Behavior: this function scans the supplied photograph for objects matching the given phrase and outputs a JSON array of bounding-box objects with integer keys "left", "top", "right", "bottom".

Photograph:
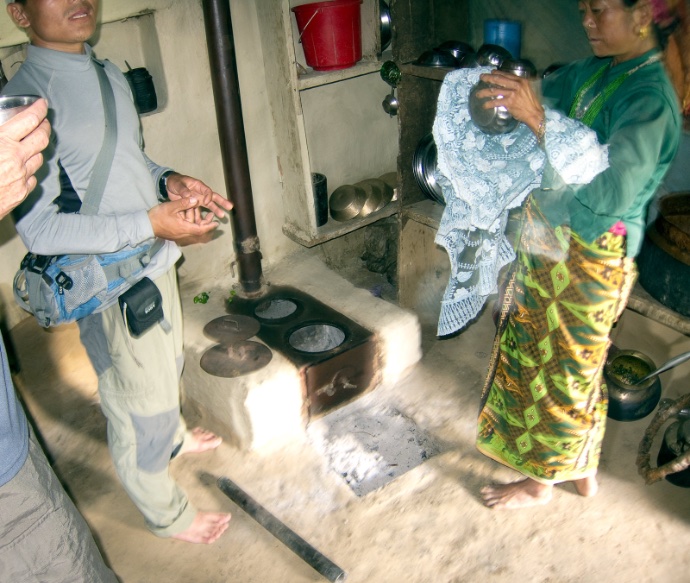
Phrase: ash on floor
[{"left": 307, "top": 396, "right": 441, "bottom": 496}]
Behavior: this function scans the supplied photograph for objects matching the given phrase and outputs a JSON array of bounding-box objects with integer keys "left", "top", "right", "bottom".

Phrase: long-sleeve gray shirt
[{"left": 4, "top": 43, "right": 179, "bottom": 275}]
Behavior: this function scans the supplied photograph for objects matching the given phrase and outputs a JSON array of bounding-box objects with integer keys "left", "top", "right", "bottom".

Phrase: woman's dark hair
[{"left": 624, "top": 0, "right": 680, "bottom": 48}]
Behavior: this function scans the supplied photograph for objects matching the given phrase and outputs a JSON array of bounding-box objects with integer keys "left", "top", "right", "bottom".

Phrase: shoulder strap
[{"left": 80, "top": 58, "right": 118, "bottom": 216}]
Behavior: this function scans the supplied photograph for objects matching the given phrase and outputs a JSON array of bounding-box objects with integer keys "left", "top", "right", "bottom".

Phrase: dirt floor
[{"left": 9, "top": 299, "right": 690, "bottom": 583}]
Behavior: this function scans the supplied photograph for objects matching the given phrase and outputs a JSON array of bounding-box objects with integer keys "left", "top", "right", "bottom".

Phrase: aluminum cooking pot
[{"left": 469, "top": 58, "right": 536, "bottom": 135}]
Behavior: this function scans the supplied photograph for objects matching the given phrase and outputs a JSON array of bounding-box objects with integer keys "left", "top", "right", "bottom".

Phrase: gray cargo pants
[
  {"left": 78, "top": 267, "right": 196, "bottom": 537},
  {"left": 0, "top": 429, "right": 119, "bottom": 582}
]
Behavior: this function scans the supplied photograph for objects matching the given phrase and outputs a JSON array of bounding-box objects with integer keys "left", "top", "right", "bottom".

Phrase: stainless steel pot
[{"left": 469, "top": 58, "right": 536, "bottom": 135}]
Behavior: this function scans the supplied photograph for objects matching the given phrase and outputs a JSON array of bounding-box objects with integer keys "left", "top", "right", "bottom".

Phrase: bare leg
[
  {"left": 177, "top": 427, "right": 222, "bottom": 456},
  {"left": 481, "top": 478, "right": 553, "bottom": 509},
  {"left": 573, "top": 474, "right": 598, "bottom": 497},
  {"left": 172, "top": 512, "right": 232, "bottom": 544}
]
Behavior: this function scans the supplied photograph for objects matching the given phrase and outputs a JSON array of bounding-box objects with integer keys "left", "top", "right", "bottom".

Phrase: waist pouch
[
  {"left": 118, "top": 276, "right": 164, "bottom": 337},
  {"left": 13, "top": 240, "right": 163, "bottom": 328}
]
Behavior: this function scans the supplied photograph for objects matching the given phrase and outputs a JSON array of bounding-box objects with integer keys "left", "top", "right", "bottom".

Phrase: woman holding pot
[{"left": 472, "top": 0, "right": 688, "bottom": 509}]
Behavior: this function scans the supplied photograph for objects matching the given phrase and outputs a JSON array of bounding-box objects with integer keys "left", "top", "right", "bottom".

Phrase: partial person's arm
[{"left": 0, "top": 99, "right": 50, "bottom": 219}]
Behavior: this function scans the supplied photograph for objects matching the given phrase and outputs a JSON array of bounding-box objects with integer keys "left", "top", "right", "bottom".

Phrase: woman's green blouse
[{"left": 539, "top": 50, "right": 681, "bottom": 257}]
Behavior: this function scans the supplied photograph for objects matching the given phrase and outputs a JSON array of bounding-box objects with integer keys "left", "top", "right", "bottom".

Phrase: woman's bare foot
[
  {"left": 172, "top": 512, "right": 231, "bottom": 544},
  {"left": 177, "top": 428, "right": 222, "bottom": 456},
  {"left": 573, "top": 475, "right": 599, "bottom": 497},
  {"left": 480, "top": 478, "right": 553, "bottom": 509}
]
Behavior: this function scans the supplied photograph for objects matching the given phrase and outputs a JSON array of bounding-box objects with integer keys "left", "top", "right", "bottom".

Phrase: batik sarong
[{"left": 476, "top": 196, "right": 636, "bottom": 484}]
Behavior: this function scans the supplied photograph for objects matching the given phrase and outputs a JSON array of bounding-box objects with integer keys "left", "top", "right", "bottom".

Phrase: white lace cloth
[{"left": 432, "top": 67, "right": 610, "bottom": 336}]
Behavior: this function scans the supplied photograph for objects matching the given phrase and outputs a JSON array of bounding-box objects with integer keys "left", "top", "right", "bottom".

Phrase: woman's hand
[{"left": 476, "top": 70, "right": 544, "bottom": 135}]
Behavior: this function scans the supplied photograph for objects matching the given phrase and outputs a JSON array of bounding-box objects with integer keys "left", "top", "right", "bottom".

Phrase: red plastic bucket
[{"left": 292, "top": 0, "right": 363, "bottom": 72}]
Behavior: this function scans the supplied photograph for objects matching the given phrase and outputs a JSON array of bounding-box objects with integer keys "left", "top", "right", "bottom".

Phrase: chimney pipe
[{"left": 203, "top": 0, "right": 263, "bottom": 295}]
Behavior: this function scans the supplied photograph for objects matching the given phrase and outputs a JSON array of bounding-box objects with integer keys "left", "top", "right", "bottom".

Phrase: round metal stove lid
[
  {"left": 203, "top": 315, "right": 261, "bottom": 343},
  {"left": 200, "top": 341, "right": 273, "bottom": 378}
]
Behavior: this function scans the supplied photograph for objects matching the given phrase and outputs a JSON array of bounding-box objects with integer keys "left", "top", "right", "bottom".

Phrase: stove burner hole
[
  {"left": 254, "top": 299, "right": 298, "bottom": 320},
  {"left": 289, "top": 323, "right": 346, "bottom": 353}
]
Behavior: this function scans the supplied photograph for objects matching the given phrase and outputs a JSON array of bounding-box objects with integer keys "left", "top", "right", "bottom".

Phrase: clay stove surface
[
  {"left": 179, "top": 253, "right": 422, "bottom": 450},
  {"left": 8, "top": 272, "right": 690, "bottom": 582}
]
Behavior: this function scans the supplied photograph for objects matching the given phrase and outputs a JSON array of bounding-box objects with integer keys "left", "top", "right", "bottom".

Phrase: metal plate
[
  {"left": 203, "top": 315, "right": 261, "bottom": 343},
  {"left": 200, "top": 341, "right": 272, "bottom": 378}
]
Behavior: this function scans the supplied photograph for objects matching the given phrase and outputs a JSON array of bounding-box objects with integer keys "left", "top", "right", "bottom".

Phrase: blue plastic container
[{"left": 484, "top": 19, "right": 521, "bottom": 59}]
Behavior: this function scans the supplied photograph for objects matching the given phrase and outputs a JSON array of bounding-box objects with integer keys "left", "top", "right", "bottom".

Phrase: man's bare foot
[
  {"left": 177, "top": 428, "right": 222, "bottom": 456},
  {"left": 172, "top": 512, "right": 231, "bottom": 544},
  {"left": 573, "top": 475, "right": 598, "bottom": 497},
  {"left": 480, "top": 478, "right": 553, "bottom": 509}
]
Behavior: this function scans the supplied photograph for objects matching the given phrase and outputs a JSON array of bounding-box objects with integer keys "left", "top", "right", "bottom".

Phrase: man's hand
[
  {"left": 0, "top": 98, "right": 51, "bottom": 220},
  {"left": 164, "top": 172, "right": 233, "bottom": 219},
  {"left": 148, "top": 197, "right": 220, "bottom": 245}
]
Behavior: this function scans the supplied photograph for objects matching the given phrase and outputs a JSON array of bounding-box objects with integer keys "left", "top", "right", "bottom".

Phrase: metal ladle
[
  {"left": 382, "top": 87, "right": 398, "bottom": 116},
  {"left": 634, "top": 349, "right": 690, "bottom": 385}
]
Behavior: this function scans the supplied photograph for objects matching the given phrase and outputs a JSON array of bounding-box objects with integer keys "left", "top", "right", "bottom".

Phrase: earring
[{"left": 639, "top": 26, "right": 650, "bottom": 39}]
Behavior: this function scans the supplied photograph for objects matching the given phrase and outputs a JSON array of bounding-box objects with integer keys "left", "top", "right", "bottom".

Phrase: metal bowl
[
  {"left": 476, "top": 43, "right": 511, "bottom": 67},
  {"left": 500, "top": 58, "right": 537, "bottom": 79},
  {"left": 436, "top": 40, "right": 474, "bottom": 62},
  {"left": 329, "top": 184, "right": 367, "bottom": 221},
  {"left": 415, "top": 49, "right": 460, "bottom": 68}
]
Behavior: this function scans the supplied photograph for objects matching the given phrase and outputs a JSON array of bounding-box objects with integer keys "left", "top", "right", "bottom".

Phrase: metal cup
[{"left": 0, "top": 95, "right": 40, "bottom": 125}]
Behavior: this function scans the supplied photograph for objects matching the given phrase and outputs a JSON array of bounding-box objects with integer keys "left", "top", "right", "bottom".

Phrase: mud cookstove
[{"left": 225, "top": 285, "right": 379, "bottom": 419}]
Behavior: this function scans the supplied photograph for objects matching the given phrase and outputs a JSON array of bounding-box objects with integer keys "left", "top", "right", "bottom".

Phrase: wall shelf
[
  {"left": 283, "top": 202, "right": 400, "bottom": 247},
  {"left": 297, "top": 56, "right": 392, "bottom": 90},
  {"left": 256, "top": 0, "right": 398, "bottom": 247}
]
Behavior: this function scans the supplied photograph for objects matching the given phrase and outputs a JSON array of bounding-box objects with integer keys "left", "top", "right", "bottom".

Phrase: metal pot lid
[
  {"left": 329, "top": 184, "right": 367, "bottom": 221},
  {"left": 200, "top": 341, "right": 273, "bottom": 378},
  {"left": 203, "top": 314, "right": 261, "bottom": 343}
]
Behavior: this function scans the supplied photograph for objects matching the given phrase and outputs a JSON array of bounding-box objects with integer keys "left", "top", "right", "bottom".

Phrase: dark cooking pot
[
  {"left": 604, "top": 348, "right": 662, "bottom": 422},
  {"left": 637, "top": 192, "right": 690, "bottom": 317}
]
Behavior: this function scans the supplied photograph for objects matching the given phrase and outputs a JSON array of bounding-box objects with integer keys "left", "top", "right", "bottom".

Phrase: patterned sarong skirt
[{"left": 476, "top": 197, "right": 637, "bottom": 484}]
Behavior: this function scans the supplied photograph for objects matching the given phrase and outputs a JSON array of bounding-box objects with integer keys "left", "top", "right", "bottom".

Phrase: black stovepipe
[{"left": 202, "top": 0, "right": 263, "bottom": 294}]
